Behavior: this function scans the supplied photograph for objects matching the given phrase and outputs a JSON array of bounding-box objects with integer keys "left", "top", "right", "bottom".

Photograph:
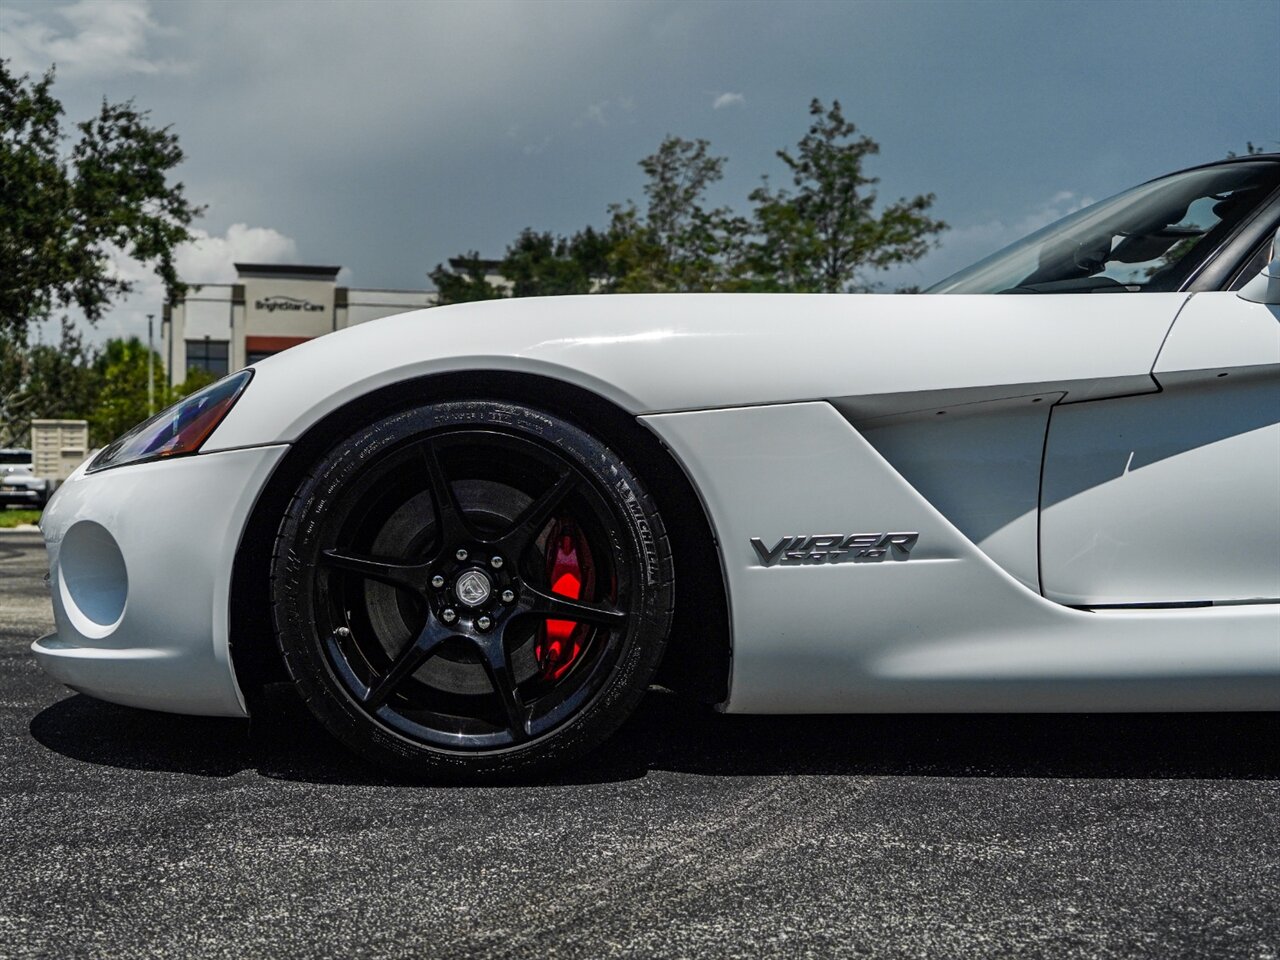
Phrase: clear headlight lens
[{"left": 87, "top": 370, "right": 253, "bottom": 474}]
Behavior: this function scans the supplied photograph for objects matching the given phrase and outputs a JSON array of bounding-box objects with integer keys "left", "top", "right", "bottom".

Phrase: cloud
[
  {"left": 522, "top": 136, "right": 553, "bottom": 157},
  {"left": 573, "top": 96, "right": 638, "bottom": 129},
  {"left": 578, "top": 101, "right": 610, "bottom": 127},
  {"left": 712, "top": 92, "right": 745, "bottom": 110},
  {"left": 168, "top": 2, "right": 653, "bottom": 154},
  {"left": 0, "top": 0, "right": 177, "bottom": 79},
  {"left": 175, "top": 223, "right": 298, "bottom": 283}
]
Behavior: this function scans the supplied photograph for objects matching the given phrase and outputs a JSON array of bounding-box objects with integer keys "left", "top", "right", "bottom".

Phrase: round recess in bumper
[{"left": 32, "top": 444, "right": 288, "bottom": 717}]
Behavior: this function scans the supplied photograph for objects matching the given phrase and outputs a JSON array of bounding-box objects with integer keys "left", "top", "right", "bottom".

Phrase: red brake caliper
[{"left": 536, "top": 520, "right": 590, "bottom": 680}]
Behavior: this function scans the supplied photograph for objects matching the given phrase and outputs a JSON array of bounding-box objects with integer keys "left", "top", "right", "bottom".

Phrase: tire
[{"left": 270, "top": 399, "right": 675, "bottom": 781}]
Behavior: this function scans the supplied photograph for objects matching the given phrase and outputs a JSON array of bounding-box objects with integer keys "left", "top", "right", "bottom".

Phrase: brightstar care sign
[
  {"left": 243, "top": 277, "right": 335, "bottom": 337},
  {"left": 255, "top": 295, "right": 324, "bottom": 313}
]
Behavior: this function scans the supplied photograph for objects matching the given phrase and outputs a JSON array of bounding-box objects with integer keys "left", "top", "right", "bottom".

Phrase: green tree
[
  {"left": 424, "top": 101, "right": 944, "bottom": 300},
  {"left": 1, "top": 60, "right": 203, "bottom": 447},
  {"left": 88, "top": 337, "right": 167, "bottom": 446},
  {"left": 1, "top": 61, "right": 204, "bottom": 340},
  {"left": 562, "top": 225, "right": 619, "bottom": 290},
  {"left": 427, "top": 252, "right": 508, "bottom": 305},
  {"left": 501, "top": 226, "right": 623, "bottom": 297},
  {"left": 1226, "top": 142, "right": 1267, "bottom": 158},
  {"left": 501, "top": 229, "right": 591, "bottom": 297},
  {"left": 0, "top": 322, "right": 99, "bottom": 447},
  {"left": 433, "top": 225, "right": 623, "bottom": 302},
  {"left": 744, "top": 99, "right": 946, "bottom": 292},
  {"left": 174, "top": 366, "right": 218, "bottom": 397},
  {"left": 609, "top": 136, "right": 747, "bottom": 292}
]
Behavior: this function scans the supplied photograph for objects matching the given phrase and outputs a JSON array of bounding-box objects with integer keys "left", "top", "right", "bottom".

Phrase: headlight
[{"left": 87, "top": 370, "right": 253, "bottom": 474}]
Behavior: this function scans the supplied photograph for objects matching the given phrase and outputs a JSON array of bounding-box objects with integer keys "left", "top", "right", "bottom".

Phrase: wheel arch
[{"left": 229, "top": 369, "right": 731, "bottom": 711}]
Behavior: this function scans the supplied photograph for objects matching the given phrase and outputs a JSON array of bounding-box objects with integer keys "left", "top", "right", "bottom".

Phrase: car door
[{"left": 1040, "top": 277, "right": 1280, "bottom": 606}]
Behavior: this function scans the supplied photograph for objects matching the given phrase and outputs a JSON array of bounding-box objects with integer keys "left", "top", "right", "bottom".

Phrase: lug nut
[
  {"left": 442, "top": 608, "right": 457, "bottom": 623},
  {"left": 455, "top": 548, "right": 469, "bottom": 562},
  {"left": 501, "top": 589, "right": 515, "bottom": 603},
  {"left": 477, "top": 615, "right": 492, "bottom": 631},
  {"left": 489, "top": 555, "right": 504, "bottom": 569},
  {"left": 431, "top": 574, "right": 445, "bottom": 589},
  {"left": 334, "top": 626, "right": 352, "bottom": 638}
]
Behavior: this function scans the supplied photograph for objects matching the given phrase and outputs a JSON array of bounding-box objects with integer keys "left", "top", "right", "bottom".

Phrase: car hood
[{"left": 206, "top": 291, "right": 1187, "bottom": 451}]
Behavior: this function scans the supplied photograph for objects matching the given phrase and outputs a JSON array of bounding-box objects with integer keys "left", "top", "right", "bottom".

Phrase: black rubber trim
[{"left": 1079, "top": 599, "right": 1279, "bottom": 610}]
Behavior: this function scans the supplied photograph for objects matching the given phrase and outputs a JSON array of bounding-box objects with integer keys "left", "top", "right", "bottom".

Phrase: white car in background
[
  {"left": 1, "top": 449, "right": 51, "bottom": 509},
  {"left": 33, "top": 155, "right": 1280, "bottom": 780}
]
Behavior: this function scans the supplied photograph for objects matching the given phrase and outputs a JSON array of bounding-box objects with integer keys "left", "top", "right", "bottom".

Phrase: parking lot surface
[{"left": 1, "top": 530, "right": 1277, "bottom": 958}]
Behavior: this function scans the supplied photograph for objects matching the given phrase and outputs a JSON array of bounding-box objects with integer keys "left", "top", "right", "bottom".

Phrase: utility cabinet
[{"left": 31, "top": 419, "right": 90, "bottom": 483}]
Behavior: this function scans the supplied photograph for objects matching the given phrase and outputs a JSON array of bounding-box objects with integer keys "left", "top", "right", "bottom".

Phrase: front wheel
[{"left": 271, "top": 400, "right": 674, "bottom": 781}]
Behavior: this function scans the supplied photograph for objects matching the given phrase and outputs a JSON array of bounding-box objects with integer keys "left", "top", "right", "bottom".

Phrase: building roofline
[
  {"left": 235, "top": 263, "right": 342, "bottom": 280},
  {"left": 175, "top": 286, "right": 435, "bottom": 302},
  {"left": 448, "top": 257, "right": 504, "bottom": 272},
  {"left": 345, "top": 287, "right": 439, "bottom": 295}
]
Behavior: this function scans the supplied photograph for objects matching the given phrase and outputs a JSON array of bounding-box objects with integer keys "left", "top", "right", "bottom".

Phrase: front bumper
[
  {"left": 32, "top": 445, "right": 287, "bottom": 717},
  {"left": 1, "top": 486, "right": 45, "bottom": 504}
]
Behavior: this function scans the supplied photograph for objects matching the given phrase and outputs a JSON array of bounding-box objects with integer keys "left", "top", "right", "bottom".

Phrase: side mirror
[{"left": 1237, "top": 226, "right": 1280, "bottom": 304}]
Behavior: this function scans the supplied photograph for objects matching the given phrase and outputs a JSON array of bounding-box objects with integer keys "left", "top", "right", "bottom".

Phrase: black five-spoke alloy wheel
[{"left": 271, "top": 400, "right": 674, "bottom": 780}]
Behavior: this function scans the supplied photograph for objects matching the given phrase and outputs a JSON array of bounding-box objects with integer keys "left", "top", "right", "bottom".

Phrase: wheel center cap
[{"left": 454, "top": 569, "right": 492, "bottom": 607}]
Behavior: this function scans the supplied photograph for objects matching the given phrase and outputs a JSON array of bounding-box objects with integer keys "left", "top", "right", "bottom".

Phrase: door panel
[
  {"left": 1152, "top": 291, "right": 1280, "bottom": 378},
  {"left": 1041, "top": 292, "right": 1280, "bottom": 605},
  {"left": 644, "top": 402, "right": 1280, "bottom": 714}
]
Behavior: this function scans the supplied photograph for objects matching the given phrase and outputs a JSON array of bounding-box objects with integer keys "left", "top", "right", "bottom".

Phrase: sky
[{"left": 3, "top": 0, "right": 1277, "bottom": 344}]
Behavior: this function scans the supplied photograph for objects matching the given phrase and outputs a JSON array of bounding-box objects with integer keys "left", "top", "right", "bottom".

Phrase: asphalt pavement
[{"left": 1, "top": 529, "right": 1277, "bottom": 959}]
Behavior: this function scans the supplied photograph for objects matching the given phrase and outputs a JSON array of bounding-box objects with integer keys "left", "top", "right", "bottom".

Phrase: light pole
[{"left": 147, "top": 314, "right": 155, "bottom": 416}]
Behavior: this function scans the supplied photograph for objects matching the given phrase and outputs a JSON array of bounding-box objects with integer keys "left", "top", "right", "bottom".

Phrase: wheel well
[{"left": 228, "top": 370, "right": 731, "bottom": 711}]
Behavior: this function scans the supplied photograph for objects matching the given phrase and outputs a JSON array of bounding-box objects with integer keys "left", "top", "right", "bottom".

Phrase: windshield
[
  {"left": 930, "top": 161, "right": 1280, "bottom": 294},
  {"left": 0, "top": 451, "right": 32, "bottom": 465}
]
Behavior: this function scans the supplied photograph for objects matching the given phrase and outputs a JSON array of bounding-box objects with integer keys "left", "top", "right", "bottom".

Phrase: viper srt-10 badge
[{"left": 750, "top": 532, "right": 920, "bottom": 566}]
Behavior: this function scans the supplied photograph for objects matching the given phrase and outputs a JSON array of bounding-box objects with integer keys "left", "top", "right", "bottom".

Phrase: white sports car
[{"left": 34, "top": 156, "right": 1280, "bottom": 780}]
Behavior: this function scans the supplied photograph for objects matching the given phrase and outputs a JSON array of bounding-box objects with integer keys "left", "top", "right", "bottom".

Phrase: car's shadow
[{"left": 28, "top": 685, "right": 1279, "bottom": 786}]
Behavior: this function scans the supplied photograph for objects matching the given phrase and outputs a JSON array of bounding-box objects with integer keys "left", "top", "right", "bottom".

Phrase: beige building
[{"left": 161, "top": 263, "right": 437, "bottom": 385}]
